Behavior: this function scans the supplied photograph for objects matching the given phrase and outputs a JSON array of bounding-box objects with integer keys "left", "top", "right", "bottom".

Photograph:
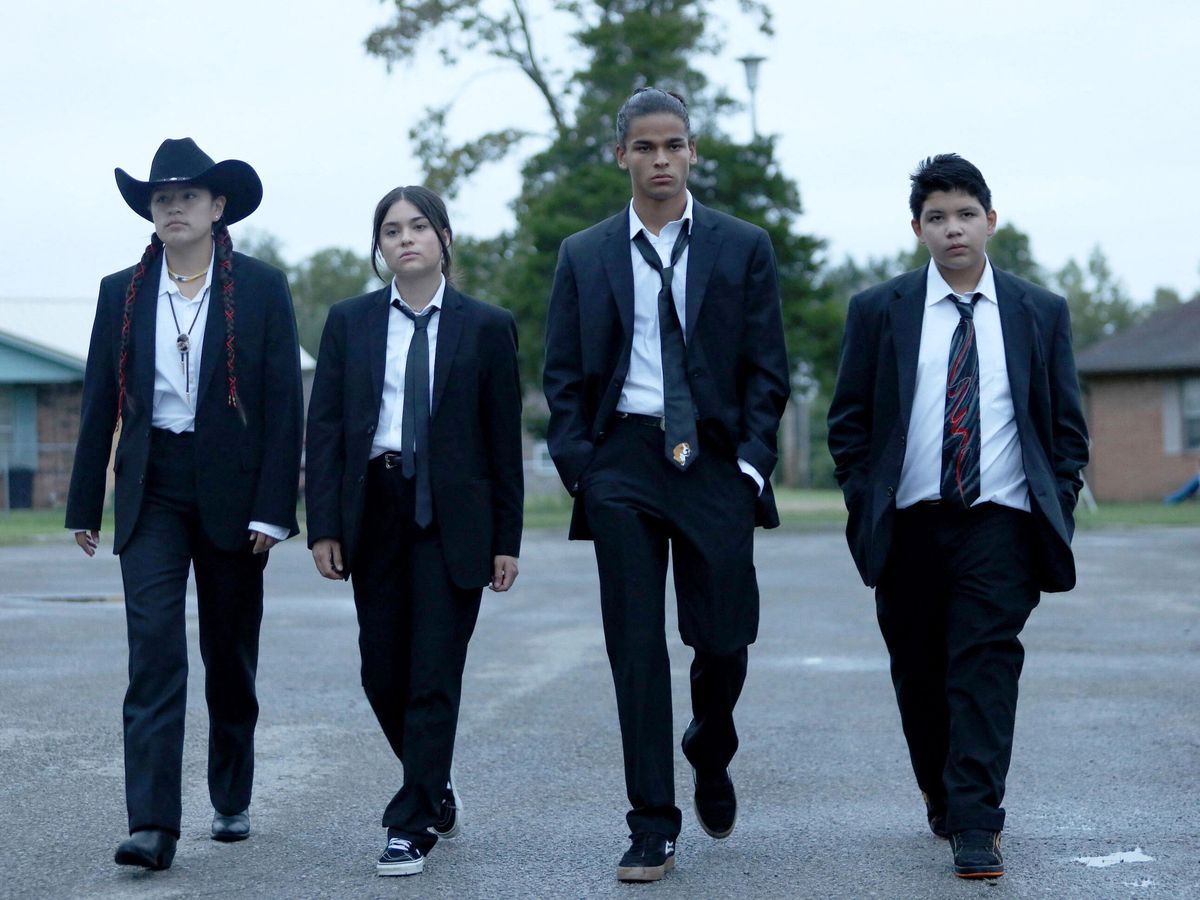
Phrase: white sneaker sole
[
  {"left": 431, "top": 779, "right": 463, "bottom": 840},
  {"left": 377, "top": 857, "right": 425, "bottom": 876}
]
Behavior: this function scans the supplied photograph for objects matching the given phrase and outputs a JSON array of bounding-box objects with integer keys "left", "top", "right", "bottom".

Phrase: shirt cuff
[
  {"left": 737, "top": 458, "right": 764, "bottom": 495},
  {"left": 248, "top": 521, "right": 290, "bottom": 542}
]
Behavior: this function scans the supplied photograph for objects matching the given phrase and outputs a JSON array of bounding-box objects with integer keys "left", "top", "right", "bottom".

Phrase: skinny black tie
[
  {"left": 632, "top": 226, "right": 698, "bottom": 470},
  {"left": 942, "top": 292, "right": 981, "bottom": 508},
  {"left": 395, "top": 301, "right": 437, "bottom": 527}
]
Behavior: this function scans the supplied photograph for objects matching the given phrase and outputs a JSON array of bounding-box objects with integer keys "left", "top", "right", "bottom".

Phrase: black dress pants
[
  {"left": 352, "top": 457, "right": 482, "bottom": 853},
  {"left": 582, "top": 417, "right": 758, "bottom": 838},
  {"left": 876, "top": 501, "right": 1039, "bottom": 834},
  {"left": 118, "top": 428, "right": 266, "bottom": 837}
]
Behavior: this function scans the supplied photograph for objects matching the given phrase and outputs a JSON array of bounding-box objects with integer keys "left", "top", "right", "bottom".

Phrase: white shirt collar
[
  {"left": 391, "top": 274, "right": 446, "bottom": 315},
  {"left": 158, "top": 246, "right": 216, "bottom": 299},
  {"left": 924, "top": 256, "right": 997, "bottom": 308},
  {"left": 628, "top": 190, "right": 694, "bottom": 240}
]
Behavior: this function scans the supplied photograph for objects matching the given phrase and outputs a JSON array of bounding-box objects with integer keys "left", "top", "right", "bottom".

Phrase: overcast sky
[{"left": 3, "top": 0, "right": 1197, "bottom": 303}]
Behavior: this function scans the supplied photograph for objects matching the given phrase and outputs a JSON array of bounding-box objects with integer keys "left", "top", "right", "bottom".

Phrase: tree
[
  {"left": 986, "top": 223, "right": 1043, "bottom": 284},
  {"left": 234, "top": 230, "right": 375, "bottom": 356},
  {"left": 289, "top": 249, "right": 377, "bottom": 355},
  {"left": 366, "top": 0, "right": 832, "bottom": 390},
  {"left": 1053, "top": 246, "right": 1139, "bottom": 351}
]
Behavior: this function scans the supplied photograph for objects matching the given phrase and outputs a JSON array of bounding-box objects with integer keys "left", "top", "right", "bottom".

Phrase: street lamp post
[{"left": 737, "top": 54, "right": 765, "bottom": 139}]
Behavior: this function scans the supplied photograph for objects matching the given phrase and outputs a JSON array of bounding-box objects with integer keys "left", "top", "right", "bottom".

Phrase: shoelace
[{"left": 387, "top": 838, "right": 414, "bottom": 853}]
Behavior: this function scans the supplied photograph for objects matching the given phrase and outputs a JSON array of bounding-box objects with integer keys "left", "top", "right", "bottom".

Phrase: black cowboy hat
[{"left": 115, "top": 138, "right": 263, "bottom": 224}]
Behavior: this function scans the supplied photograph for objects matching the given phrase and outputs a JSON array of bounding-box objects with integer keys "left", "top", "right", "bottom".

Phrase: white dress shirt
[
  {"left": 616, "top": 193, "right": 763, "bottom": 492},
  {"left": 618, "top": 193, "right": 693, "bottom": 417},
  {"left": 152, "top": 250, "right": 214, "bottom": 434},
  {"left": 895, "top": 259, "right": 1030, "bottom": 511},
  {"left": 370, "top": 275, "right": 445, "bottom": 459}
]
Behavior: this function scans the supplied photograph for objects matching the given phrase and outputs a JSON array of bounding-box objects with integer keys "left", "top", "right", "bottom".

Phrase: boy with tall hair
[
  {"left": 827, "top": 153, "right": 1089, "bottom": 879},
  {"left": 542, "top": 87, "right": 789, "bottom": 882}
]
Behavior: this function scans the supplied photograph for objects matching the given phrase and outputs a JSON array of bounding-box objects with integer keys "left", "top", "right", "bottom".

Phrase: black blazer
[
  {"left": 543, "top": 200, "right": 790, "bottom": 539},
  {"left": 66, "top": 252, "right": 304, "bottom": 553},
  {"left": 827, "top": 265, "right": 1090, "bottom": 593},
  {"left": 304, "top": 284, "right": 523, "bottom": 589}
]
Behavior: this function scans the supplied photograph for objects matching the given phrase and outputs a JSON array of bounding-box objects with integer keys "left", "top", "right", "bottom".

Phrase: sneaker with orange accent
[{"left": 950, "top": 829, "right": 1004, "bottom": 878}]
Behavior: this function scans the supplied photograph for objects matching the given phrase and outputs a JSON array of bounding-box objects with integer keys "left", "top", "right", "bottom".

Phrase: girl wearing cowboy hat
[
  {"left": 65, "top": 138, "right": 304, "bottom": 871},
  {"left": 305, "top": 185, "right": 523, "bottom": 877}
]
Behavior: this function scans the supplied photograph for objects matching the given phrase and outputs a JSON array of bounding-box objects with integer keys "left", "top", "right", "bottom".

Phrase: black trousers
[
  {"left": 352, "top": 457, "right": 482, "bottom": 853},
  {"left": 876, "top": 501, "right": 1039, "bottom": 834},
  {"left": 582, "top": 418, "right": 758, "bottom": 838},
  {"left": 118, "top": 428, "right": 266, "bottom": 837}
]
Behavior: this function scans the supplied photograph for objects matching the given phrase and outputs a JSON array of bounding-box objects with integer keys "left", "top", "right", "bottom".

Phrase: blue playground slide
[{"left": 1163, "top": 474, "right": 1200, "bottom": 504}]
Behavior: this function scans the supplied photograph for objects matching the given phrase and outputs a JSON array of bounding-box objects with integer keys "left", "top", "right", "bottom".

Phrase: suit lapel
[
  {"left": 600, "top": 209, "right": 635, "bottom": 341},
  {"left": 196, "top": 263, "right": 229, "bottom": 407},
  {"left": 890, "top": 267, "right": 927, "bottom": 428},
  {"left": 367, "top": 286, "right": 390, "bottom": 410},
  {"left": 131, "top": 256, "right": 162, "bottom": 417},
  {"left": 994, "top": 269, "right": 1033, "bottom": 418},
  {"left": 684, "top": 201, "right": 722, "bottom": 340},
  {"left": 431, "top": 285, "right": 464, "bottom": 418}
]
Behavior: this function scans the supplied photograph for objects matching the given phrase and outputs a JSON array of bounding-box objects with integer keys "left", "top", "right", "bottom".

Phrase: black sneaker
[
  {"left": 431, "top": 779, "right": 462, "bottom": 839},
  {"left": 950, "top": 829, "right": 1004, "bottom": 878},
  {"left": 616, "top": 832, "right": 676, "bottom": 882},
  {"left": 693, "top": 767, "right": 737, "bottom": 839},
  {"left": 377, "top": 837, "right": 425, "bottom": 876},
  {"left": 922, "top": 791, "right": 949, "bottom": 839}
]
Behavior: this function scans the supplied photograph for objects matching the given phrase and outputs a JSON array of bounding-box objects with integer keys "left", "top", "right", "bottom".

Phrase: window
[{"left": 1184, "top": 377, "right": 1200, "bottom": 451}]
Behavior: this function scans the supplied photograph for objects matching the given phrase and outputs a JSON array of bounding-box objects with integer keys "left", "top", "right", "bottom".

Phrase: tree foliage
[
  {"left": 237, "top": 230, "right": 375, "bottom": 355},
  {"left": 366, "top": 0, "right": 833, "bottom": 391},
  {"left": 1053, "top": 247, "right": 1139, "bottom": 351}
]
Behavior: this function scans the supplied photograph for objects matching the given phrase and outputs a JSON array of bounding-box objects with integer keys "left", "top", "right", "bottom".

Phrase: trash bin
[{"left": 8, "top": 468, "right": 33, "bottom": 509}]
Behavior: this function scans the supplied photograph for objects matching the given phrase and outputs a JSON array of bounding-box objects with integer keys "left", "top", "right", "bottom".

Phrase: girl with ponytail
[
  {"left": 305, "top": 185, "right": 523, "bottom": 878},
  {"left": 65, "top": 138, "right": 304, "bottom": 872}
]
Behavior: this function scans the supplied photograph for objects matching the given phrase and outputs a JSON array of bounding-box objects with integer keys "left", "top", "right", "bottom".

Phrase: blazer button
[
  {"left": 690, "top": 368, "right": 704, "bottom": 378},
  {"left": 357, "top": 475, "right": 365, "bottom": 484},
  {"left": 885, "top": 486, "right": 894, "bottom": 497},
  {"left": 899, "top": 434, "right": 906, "bottom": 445},
  {"left": 367, "top": 424, "right": 375, "bottom": 434}
]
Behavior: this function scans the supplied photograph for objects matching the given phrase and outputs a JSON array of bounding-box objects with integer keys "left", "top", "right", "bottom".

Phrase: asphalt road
[{"left": 1, "top": 524, "right": 1197, "bottom": 899}]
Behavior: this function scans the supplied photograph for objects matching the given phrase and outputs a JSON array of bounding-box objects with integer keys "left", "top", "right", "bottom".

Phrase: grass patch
[
  {"left": 0, "top": 509, "right": 113, "bottom": 546},
  {"left": 1075, "top": 500, "right": 1200, "bottom": 529},
  {"left": 3, "top": 495, "right": 1192, "bottom": 547}
]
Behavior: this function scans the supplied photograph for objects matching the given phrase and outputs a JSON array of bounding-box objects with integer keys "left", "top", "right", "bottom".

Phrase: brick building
[
  {"left": 1076, "top": 300, "right": 1200, "bottom": 502},
  {"left": 0, "top": 297, "right": 314, "bottom": 511}
]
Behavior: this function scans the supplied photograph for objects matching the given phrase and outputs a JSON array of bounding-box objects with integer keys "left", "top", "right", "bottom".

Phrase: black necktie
[
  {"left": 395, "top": 301, "right": 437, "bottom": 527},
  {"left": 632, "top": 226, "right": 698, "bottom": 470},
  {"left": 942, "top": 292, "right": 981, "bottom": 508}
]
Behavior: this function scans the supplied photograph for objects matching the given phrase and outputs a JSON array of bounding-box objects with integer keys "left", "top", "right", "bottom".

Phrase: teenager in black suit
[
  {"left": 543, "top": 88, "right": 789, "bottom": 882},
  {"left": 827, "top": 154, "right": 1089, "bottom": 879},
  {"left": 66, "top": 138, "right": 304, "bottom": 870},
  {"left": 305, "top": 186, "right": 523, "bottom": 877}
]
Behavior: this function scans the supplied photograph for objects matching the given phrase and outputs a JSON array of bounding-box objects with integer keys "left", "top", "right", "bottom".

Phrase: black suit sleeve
[
  {"left": 304, "top": 305, "right": 348, "bottom": 547},
  {"left": 251, "top": 270, "right": 304, "bottom": 533},
  {"left": 1046, "top": 298, "right": 1090, "bottom": 530},
  {"left": 736, "top": 230, "right": 790, "bottom": 480},
  {"left": 65, "top": 282, "right": 119, "bottom": 531},
  {"left": 543, "top": 238, "right": 595, "bottom": 494},
  {"left": 482, "top": 311, "right": 524, "bottom": 558},
  {"left": 827, "top": 294, "right": 875, "bottom": 500}
]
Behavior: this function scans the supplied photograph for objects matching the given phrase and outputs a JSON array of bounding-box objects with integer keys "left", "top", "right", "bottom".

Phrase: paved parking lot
[{"left": 1, "top": 524, "right": 1197, "bottom": 898}]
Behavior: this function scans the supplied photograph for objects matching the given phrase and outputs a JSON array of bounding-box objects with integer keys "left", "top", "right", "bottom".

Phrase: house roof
[
  {"left": 0, "top": 297, "right": 316, "bottom": 381},
  {"left": 1076, "top": 300, "right": 1200, "bottom": 375}
]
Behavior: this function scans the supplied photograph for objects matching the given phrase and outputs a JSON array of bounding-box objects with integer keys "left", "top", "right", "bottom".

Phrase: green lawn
[{"left": 1, "top": 494, "right": 1194, "bottom": 546}]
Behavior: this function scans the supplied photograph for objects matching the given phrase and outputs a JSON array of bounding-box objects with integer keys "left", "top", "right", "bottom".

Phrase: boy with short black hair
[{"left": 827, "top": 153, "right": 1089, "bottom": 879}]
